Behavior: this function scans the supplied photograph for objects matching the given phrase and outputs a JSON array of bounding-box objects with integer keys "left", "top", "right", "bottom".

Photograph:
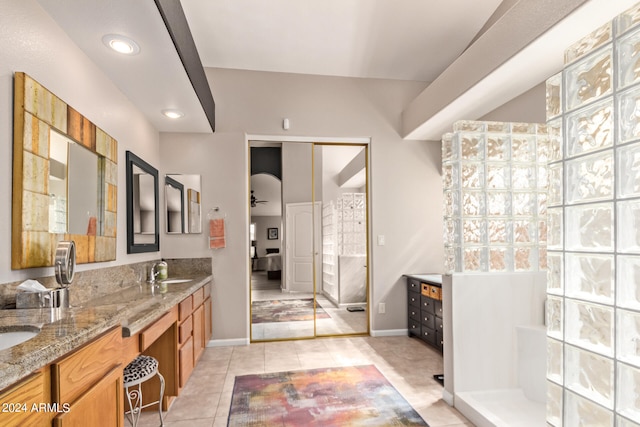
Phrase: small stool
[{"left": 123, "top": 355, "right": 165, "bottom": 426}]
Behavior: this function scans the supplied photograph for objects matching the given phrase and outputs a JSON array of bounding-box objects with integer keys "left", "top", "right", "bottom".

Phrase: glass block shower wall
[
  {"left": 442, "top": 120, "right": 549, "bottom": 273},
  {"left": 546, "top": 4, "right": 640, "bottom": 425}
]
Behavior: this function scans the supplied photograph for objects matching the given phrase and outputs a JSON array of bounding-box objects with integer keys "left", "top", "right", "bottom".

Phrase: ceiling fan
[{"left": 250, "top": 190, "right": 268, "bottom": 207}]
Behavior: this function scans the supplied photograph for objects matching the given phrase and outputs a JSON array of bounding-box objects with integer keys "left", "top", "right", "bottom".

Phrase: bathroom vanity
[
  {"left": 405, "top": 274, "right": 443, "bottom": 352},
  {"left": 0, "top": 273, "right": 212, "bottom": 426}
]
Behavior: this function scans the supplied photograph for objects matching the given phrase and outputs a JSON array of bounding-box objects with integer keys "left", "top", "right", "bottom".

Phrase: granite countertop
[
  {"left": 0, "top": 274, "right": 212, "bottom": 392},
  {"left": 404, "top": 273, "right": 443, "bottom": 285}
]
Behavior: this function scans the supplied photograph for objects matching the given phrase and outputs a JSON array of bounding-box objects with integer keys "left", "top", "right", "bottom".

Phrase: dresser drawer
[
  {"left": 421, "top": 295, "right": 435, "bottom": 314},
  {"left": 408, "top": 318, "right": 421, "bottom": 335},
  {"left": 436, "top": 330, "right": 444, "bottom": 350},
  {"left": 429, "top": 285, "right": 442, "bottom": 301},
  {"left": 435, "top": 316, "right": 443, "bottom": 333},
  {"left": 408, "top": 291, "right": 420, "bottom": 308},
  {"left": 408, "top": 306, "right": 420, "bottom": 322},
  {"left": 407, "top": 278, "right": 420, "bottom": 292},
  {"left": 434, "top": 300, "right": 443, "bottom": 317},
  {"left": 421, "top": 312, "right": 435, "bottom": 330},
  {"left": 421, "top": 326, "right": 437, "bottom": 346}
]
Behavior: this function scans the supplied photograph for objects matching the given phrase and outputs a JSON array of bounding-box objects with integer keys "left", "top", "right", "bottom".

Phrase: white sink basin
[
  {"left": 0, "top": 327, "right": 41, "bottom": 351},
  {"left": 160, "top": 279, "right": 192, "bottom": 284}
]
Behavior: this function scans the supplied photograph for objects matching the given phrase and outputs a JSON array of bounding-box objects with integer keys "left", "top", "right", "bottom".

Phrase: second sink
[
  {"left": 0, "top": 326, "right": 41, "bottom": 351},
  {"left": 160, "top": 279, "right": 192, "bottom": 284}
]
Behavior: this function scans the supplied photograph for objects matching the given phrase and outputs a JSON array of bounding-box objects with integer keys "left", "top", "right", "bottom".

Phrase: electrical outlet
[{"left": 378, "top": 303, "right": 386, "bottom": 314}]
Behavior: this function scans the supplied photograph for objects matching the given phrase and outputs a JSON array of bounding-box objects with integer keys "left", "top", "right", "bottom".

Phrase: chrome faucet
[{"left": 148, "top": 263, "right": 162, "bottom": 284}]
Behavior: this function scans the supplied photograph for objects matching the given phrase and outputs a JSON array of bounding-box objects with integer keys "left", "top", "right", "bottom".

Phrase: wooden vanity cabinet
[
  {"left": 177, "top": 281, "right": 212, "bottom": 391},
  {"left": 52, "top": 326, "right": 124, "bottom": 427},
  {"left": 0, "top": 368, "right": 52, "bottom": 427}
]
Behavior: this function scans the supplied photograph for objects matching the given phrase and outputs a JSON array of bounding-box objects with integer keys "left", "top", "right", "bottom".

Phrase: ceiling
[
  {"left": 34, "top": 0, "right": 640, "bottom": 139},
  {"left": 36, "top": 0, "right": 504, "bottom": 134},
  {"left": 181, "top": 0, "right": 503, "bottom": 82}
]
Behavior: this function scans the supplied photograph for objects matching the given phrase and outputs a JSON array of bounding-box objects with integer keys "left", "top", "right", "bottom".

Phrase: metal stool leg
[
  {"left": 157, "top": 371, "right": 165, "bottom": 426},
  {"left": 124, "top": 383, "right": 143, "bottom": 427}
]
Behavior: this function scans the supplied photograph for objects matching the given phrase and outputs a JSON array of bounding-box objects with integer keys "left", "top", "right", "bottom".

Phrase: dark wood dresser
[{"left": 405, "top": 274, "right": 443, "bottom": 352}]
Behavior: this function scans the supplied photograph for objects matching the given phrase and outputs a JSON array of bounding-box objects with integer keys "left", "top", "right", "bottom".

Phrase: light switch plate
[{"left": 377, "top": 235, "right": 385, "bottom": 246}]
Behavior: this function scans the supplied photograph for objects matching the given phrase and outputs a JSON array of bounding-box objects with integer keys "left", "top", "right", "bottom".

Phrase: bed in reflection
[{"left": 265, "top": 249, "right": 281, "bottom": 280}]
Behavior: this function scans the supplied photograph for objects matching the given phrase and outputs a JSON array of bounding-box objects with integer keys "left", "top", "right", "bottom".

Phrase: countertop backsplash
[{"left": 0, "top": 257, "right": 213, "bottom": 309}]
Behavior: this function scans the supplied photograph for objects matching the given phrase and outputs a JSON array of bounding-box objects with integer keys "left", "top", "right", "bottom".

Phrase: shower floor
[{"left": 455, "top": 389, "right": 545, "bottom": 427}]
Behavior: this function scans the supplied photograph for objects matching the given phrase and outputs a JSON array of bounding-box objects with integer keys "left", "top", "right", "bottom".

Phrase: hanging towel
[{"left": 209, "top": 218, "right": 226, "bottom": 249}]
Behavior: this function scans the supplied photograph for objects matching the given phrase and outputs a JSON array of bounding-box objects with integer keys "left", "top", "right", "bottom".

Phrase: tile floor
[{"left": 136, "top": 336, "right": 472, "bottom": 427}]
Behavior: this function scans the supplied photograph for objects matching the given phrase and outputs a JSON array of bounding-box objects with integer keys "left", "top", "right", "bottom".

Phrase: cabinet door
[
  {"left": 179, "top": 337, "right": 194, "bottom": 388},
  {"left": 0, "top": 370, "right": 50, "bottom": 427},
  {"left": 192, "top": 305, "right": 204, "bottom": 363},
  {"left": 203, "top": 297, "right": 212, "bottom": 343},
  {"left": 53, "top": 365, "right": 123, "bottom": 427}
]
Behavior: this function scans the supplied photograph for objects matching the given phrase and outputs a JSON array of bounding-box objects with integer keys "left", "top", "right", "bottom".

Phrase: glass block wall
[
  {"left": 442, "top": 120, "right": 549, "bottom": 273},
  {"left": 546, "top": 4, "right": 640, "bottom": 425}
]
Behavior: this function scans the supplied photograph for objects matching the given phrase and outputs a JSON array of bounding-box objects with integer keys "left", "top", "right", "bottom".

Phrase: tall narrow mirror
[
  {"left": 165, "top": 176, "right": 184, "bottom": 233},
  {"left": 126, "top": 151, "right": 159, "bottom": 253},
  {"left": 313, "top": 144, "right": 369, "bottom": 336},
  {"left": 165, "top": 174, "right": 202, "bottom": 234}
]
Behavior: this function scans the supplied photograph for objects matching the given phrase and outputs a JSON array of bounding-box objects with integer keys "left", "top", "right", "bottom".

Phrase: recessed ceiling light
[
  {"left": 162, "top": 109, "right": 184, "bottom": 119},
  {"left": 102, "top": 34, "right": 140, "bottom": 55}
]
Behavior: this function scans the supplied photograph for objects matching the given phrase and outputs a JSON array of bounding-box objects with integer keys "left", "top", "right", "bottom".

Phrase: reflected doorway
[{"left": 249, "top": 141, "right": 369, "bottom": 341}]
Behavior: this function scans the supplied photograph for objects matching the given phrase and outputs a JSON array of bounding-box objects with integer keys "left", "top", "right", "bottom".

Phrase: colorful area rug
[
  {"left": 227, "top": 365, "right": 429, "bottom": 426},
  {"left": 252, "top": 299, "right": 330, "bottom": 323}
]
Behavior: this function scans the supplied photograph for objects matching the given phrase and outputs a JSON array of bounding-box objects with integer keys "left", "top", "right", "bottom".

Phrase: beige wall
[
  {"left": 0, "top": 0, "right": 160, "bottom": 285},
  {"left": 252, "top": 216, "right": 282, "bottom": 258},
  {"left": 159, "top": 68, "right": 443, "bottom": 341},
  {"left": 479, "top": 82, "right": 546, "bottom": 123}
]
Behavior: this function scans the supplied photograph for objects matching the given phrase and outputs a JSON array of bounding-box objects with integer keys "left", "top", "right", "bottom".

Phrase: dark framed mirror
[
  {"left": 165, "top": 175, "right": 185, "bottom": 234},
  {"left": 126, "top": 151, "right": 159, "bottom": 253}
]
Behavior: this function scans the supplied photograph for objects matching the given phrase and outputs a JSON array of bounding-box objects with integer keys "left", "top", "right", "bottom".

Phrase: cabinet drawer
[
  {"left": 408, "top": 306, "right": 420, "bottom": 322},
  {"left": 421, "top": 312, "right": 435, "bottom": 330},
  {"left": 408, "top": 319, "right": 420, "bottom": 335},
  {"left": 434, "top": 300, "right": 443, "bottom": 317},
  {"left": 435, "top": 316, "right": 443, "bottom": 332},
  {"left": 179, "top": 316, "right": 193, "bottom": 345},
  {"left": 179, "top": 296, "right": 194, "bottom": 321},
  {"left": 421, "top": 326, "right": 437, "bottom": 346},
  {"left": 421, "top": 295, "right": 435, "bottom": 314},
  {"left": 140, "top": 310, "right": 176, "bottom": 351},
  {"left": 203, "top": 282, "right": 212, "bottom": 300},
  {"left": 436, "top": 330, "right": 444, "bottom": 350},
  {"left": 53, "top": 327, "right": 122, "bottom": 404},
  {"left": 408, "top": 291, "right": 420, "bottom": 308},
  {"left": 407, "top": 278, "right": 420, "bottom": 292},
  {"left": 193, "top": 287, "right": 204, "bottom": 309}
]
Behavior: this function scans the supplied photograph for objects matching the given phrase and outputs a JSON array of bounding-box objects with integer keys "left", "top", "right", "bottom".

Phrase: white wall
[
  {"left": 159, "top": 68, "right": 442, "bottom": 341},
  {"left": 0, "top": 0, "right": 160, "bottom": 285}
]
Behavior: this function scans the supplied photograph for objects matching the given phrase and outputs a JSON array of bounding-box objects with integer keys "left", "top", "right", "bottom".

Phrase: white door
[{"left": 285, "top": 202, "right": 321, "bottom": 293}]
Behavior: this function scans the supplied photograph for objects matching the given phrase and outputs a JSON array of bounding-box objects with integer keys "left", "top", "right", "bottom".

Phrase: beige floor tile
[{"left": 149, "top": 336, "right": 470, "bottom": 426}]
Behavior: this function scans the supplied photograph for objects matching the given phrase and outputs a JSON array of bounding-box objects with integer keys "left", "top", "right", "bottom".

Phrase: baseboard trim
[
  {"left": 370, "top": 329, "right": 407, "bottom": 337},
  {"left": 206, "top": 338, "right": 249, "bottom": 347},
  {"left": 442, "top": 389, "right": 454, "bottom": 406}
]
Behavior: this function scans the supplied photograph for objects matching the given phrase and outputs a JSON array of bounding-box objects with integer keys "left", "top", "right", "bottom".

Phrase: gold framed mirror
[{"left": 12, "top": 72, "right": 117, "bottom": 269}]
